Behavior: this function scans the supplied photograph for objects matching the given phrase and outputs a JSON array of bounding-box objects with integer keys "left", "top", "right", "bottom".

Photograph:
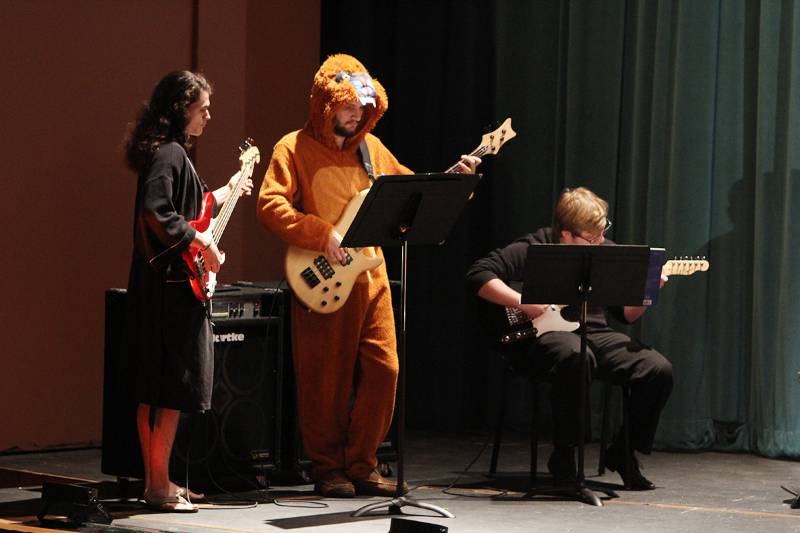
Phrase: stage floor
[{"left": 1, "top": 431, "right": 800, "bottom": 532}]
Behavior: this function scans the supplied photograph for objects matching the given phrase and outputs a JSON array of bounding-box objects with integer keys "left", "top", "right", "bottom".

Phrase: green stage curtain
[{"left": 323, "top": 0, "right": 800, "bottom": 456}]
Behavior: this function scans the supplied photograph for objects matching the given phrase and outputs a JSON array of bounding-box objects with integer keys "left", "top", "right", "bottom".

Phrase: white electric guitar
[
  {"left": 495, "top": 258, "right": 710, "bottom": 344},
  {"left": 286, "top": 118, "right": 517, "bottom": 313}
]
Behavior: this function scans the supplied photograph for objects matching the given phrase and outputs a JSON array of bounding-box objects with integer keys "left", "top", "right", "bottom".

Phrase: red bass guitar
[{"left": 182, "top": 139, "right": 260, "bottom": 301}]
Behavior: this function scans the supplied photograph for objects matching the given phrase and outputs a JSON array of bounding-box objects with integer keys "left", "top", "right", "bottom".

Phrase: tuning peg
[{"left": 239, "top": 138, "right": 253, "bottom": 152}]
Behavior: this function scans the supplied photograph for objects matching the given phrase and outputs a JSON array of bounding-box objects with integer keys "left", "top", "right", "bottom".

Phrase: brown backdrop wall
[{"left": 0, "top": 0, "right": 319, "bottom": 452}]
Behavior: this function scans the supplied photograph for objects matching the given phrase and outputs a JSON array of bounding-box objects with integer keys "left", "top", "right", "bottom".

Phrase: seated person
[{"left": 465, "top": 186, "right": 673, "bottom": 490}]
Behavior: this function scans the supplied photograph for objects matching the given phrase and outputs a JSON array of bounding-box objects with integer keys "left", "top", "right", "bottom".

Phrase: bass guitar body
[
  {"left": 182, "top": 192, "right": 218, "bottom": 301},
  {"left": 285, "top": 189, "right": 384, "bottom": 314}
]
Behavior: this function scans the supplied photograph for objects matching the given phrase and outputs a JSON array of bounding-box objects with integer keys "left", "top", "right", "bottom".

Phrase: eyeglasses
[{"left": 572, "top": 218, "right": 612, "bottom": 245}]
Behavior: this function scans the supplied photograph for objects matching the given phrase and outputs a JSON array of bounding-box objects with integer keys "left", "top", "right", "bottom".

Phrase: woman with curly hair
[{"left": 124, "top": 70, "right": 251, "bottom": 512}]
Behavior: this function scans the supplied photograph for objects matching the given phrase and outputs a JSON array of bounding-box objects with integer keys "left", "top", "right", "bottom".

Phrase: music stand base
[
  {"left": 351, "top": 496, "right": 455, "bottom": 518},
  {"left": 780, "top": 485, "right": 800, "bottom": 508},
  {"left": 496, "top": 481, "right": 618, "bottom": 507}
]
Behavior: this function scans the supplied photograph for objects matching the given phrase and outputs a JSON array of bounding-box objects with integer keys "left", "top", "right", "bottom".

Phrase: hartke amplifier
[
  {"left": 101, "top": 286, "right": 286, "bottom": 491},
  {"left": 206, "top": 283, "right": 288, "bottom": 321}
]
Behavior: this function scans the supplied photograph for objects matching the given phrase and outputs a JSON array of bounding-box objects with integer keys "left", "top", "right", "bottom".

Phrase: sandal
[{"left": 143, "top": 493, "right": 199, "bottom": 513}]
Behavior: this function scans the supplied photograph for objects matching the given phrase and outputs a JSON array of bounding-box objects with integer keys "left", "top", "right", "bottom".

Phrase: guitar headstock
[
  {"left": 662, "top": 257, "right": 710, "bottom": 276},
  {"left": 238, "top": 137, "right": 261, "bottom": 175},
  {"left": 477, "top": 118, "right": 516, "bottom": 157}
]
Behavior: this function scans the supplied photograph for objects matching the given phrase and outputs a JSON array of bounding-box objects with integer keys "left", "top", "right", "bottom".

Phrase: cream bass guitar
[
  {"left": 495, "top": 258, "right": 710, "bottom": 345},
  {"left": 286, "top": 118, "right": 517, "bottom": 313}
]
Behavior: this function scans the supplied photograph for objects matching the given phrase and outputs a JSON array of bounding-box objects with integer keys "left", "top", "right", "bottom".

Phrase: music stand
[
  {"left": 520, "top": 243, "right": 654, "bottom": 506},
  {"left": 341, "top": 172, "right": 481, "bottom": 518}
]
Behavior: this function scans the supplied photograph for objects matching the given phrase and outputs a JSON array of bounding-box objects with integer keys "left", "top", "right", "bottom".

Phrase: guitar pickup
[
  {"left": 343, "top": 251, "right": 353, "bottom": 266},
  {"left": 300, "top": 267, "right": 321, "bottom": 288},
  {"left": 313, "top": 256, "right": 335, "bottom": 279}
]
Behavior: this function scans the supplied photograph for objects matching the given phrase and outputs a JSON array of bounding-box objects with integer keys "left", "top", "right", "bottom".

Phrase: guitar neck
[
  {"left": 211, "top": 178, "right": 245, "bottom": 244},
  {"left": 442, "top": 118, "right": 516, "bottom": 173},
  {"left": 211, "top": 143, "right": 259, "bottom": 245},
  {"left": 443, "top": 146, "right": 491, "bottom": 174}
]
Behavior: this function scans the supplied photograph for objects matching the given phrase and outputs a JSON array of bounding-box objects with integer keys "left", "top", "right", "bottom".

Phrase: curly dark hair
[{"left": 124, "top": 71, "right": 213, "bottom": 174}]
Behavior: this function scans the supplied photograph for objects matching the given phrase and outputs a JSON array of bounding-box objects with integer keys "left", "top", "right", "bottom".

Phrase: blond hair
[{"left": 553, "top": 187, "right": 608, "bottom": 237}]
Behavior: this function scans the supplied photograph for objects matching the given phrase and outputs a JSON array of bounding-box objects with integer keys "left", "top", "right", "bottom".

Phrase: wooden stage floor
[{"left": 1, "top": 431, "right": 800, "bottom": 533}]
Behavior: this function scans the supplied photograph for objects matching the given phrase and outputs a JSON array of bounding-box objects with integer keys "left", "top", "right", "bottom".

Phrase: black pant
[{"left": 512, "top": 327, "right": 673, "bottom": 453}]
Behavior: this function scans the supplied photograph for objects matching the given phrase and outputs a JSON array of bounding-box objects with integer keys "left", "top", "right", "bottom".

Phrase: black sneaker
[
  {"left": 603, "top": 444, "right": 655, "bottom": 490},
  {"left": 547, "top": 446, "right": 577, "bottom": 486}
]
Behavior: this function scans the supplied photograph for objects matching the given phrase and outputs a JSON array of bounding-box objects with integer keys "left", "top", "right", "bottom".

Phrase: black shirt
[{"left": 465, "top": 227, "right": 628, "bottom": 327}]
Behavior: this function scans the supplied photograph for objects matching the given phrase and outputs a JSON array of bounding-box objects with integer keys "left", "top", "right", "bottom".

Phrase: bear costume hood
[{"left": 304, "top": 53, "right": 388, "bottom": 152}]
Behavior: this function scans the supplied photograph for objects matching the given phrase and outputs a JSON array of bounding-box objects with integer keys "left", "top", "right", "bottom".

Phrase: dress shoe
[
  {"left": 314, "top": 470, "right": 355, "bottom": 498},
  {"left": 350, "top": 470, "right": 408, "bottom": 497},
  {"left": 547, "top": 446, "right": 577, "bottom": 486},
  {"left": 603, "top": 444, "right": 655, "bottom": 490}
]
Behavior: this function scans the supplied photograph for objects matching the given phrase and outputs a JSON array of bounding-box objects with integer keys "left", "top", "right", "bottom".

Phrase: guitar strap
[{"left": 357, "top": 140, "right": 375, "bottom": 182}]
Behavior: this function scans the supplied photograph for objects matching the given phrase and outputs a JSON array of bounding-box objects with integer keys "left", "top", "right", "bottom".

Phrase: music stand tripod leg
[{"left": 352, "top": 496, "right": 456, "bottom": 518}]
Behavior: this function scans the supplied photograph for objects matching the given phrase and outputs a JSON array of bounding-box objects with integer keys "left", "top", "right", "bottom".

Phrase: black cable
[
  {"left": 175, "top": 408, "right": 261, "bottom": 509},
  {"left": 200, "top": 409, "right": 263, "bottom": 507},
  {"left": 273, "top": 499, "right": 329, "bottom": 509},
  {"left": 440, "top": 431, "right": 508, "bottom": 498}
]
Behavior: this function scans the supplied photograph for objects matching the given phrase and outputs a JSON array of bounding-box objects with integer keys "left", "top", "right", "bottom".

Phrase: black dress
[{"left": 126, "top": 142, "right": 213, "bottom": 412}]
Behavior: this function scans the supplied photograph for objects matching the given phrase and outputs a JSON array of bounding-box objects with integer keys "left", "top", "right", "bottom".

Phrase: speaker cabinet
[
  {"left": 101, "top": 289, "right": 143, "bottom": 479},
  {"left": 171, "top": 317, "right": 283, "bottom": 489},
  {"left": 102, "top": 289, "right": 284, "bottom": 491}
]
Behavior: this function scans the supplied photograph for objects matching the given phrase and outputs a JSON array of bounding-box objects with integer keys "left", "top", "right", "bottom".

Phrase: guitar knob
[{"left": 321, "top": 301, "right": 327, "bottom": 306}]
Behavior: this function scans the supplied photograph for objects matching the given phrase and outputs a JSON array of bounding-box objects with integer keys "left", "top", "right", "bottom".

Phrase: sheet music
[{"left": 643, "top": 247, "right": 667, "bottom": 306}]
